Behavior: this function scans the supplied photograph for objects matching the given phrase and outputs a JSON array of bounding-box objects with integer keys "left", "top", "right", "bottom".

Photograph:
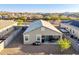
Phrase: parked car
[{"left": 32, "top": 41, "right": 41, "bottom": 46}]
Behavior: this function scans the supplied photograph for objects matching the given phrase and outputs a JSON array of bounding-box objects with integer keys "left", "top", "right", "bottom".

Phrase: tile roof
[
  {"left": 61, "top": 20, "right": 79, "bottom": 28},
  {"left": 24, "top": 20, "right": 61, "bottom": 33},
  {"left": 61, "top": 20, "right": 72, "bottom": 23},
  {"left": 70, "top": 20, "right": 79, "bottom": 27}
]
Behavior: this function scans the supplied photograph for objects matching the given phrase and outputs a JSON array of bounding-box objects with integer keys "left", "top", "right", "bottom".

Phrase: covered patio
[{"left": 41, "top": 35, "right": 60, "bottom": 43}]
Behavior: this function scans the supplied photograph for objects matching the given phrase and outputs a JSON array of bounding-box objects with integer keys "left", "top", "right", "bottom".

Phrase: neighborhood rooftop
[
  {"left": 24, "top": 20, "right": 61, "bottom": 33},
  {"left": 61, "top": 20, "right": 72, "bottom": 23},
  {"left": 70, "top": 20, "right": 79, "bottom": 27},
  {"left": 0, "top": 20, "right": 16, "bottom": 30},
  {"left": 61, "top": 20, "right": 79, "bottom": 28}
]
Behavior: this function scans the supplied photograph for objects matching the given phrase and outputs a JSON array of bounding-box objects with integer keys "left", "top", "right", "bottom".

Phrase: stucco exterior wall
[
  {"left": 60, "top": 23, "right": 79, "bottom": 39},
  {"left": 23, "top": 26, "right": 62, "bottom": 44},
  {"left": 68, "top": 26, "right": 79, "bottom": 38}
]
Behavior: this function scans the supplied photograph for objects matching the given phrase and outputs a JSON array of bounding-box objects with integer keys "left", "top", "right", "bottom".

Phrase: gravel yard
[{"left": 0, "top": 29, "right": 79, "bottom": 55}]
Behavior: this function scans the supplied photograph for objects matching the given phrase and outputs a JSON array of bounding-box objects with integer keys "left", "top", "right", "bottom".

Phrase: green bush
[
  {"left": 57, "top": 38, "right": 71, "bottom": 50},
  {"left": 17, "top": 19, "right": 23, "bottom": 25}
]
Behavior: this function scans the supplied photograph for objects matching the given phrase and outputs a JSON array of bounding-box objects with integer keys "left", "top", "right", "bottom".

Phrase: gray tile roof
[
  {"left": 61, "top": 20, "right": 79, "bottom": 28},
  {"left": 70, "top": 20, "right": 79, "bottom": 27},
  {"left": 24, "top": 20, "right": 61, "bottom": 33}
]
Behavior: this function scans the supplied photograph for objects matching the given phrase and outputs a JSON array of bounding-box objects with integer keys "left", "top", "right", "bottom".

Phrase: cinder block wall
[
  {"left": 4, "top": 28, "right": 22, "bottom": 47},
  {"left": 0, "top": 27, "right": 14, "bottom": 38},
  {"left": 0, "top": 27, "right": 22, "bottom": 52}
]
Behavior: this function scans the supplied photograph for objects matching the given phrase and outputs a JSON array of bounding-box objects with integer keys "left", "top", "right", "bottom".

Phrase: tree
[
  {"left": 57, "top": 38, "right": 71, "bottom": 51},
  {"left": 60, "top": 16, "right": 72, "bottom": 20},
  {"left": 76, "top": 18, "right": 79, "bottom": 20},
  {"left": 43, "top": 16, "right": 52, "bottom": 21},
  {"left": 51, "top": 16, "right": 60, "bottom": 21},
  {"left": 19, "top": 16, "right": 27, "bottom": 22},
  {"left": 17, "top": 19, "right": 23, "bottom": 25}
]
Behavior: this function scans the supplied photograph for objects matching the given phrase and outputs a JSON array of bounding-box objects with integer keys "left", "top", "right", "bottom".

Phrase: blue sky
[{"left": 0, "top": 4, "right": 79, "bottom": 13}]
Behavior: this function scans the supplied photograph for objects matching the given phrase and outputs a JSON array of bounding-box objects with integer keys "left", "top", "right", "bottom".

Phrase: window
[
  {"left": 41, "top": 35, "right": 59, "bottom": 43},
  {"left": 36, "top": 35, "right": 41, "bottom": 42},
  {"left": 37, "top": 37, "right": 40, "bottom": 40},
  {"left": 25, "top": 37, "right": 28, "bottom": 41},
  {"left": 25, "top": 35, "right": 29, "bottom": 41}
]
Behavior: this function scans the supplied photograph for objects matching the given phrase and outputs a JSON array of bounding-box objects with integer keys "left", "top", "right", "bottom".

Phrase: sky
[{"left": 0, "top": 4, "right": 79, "bottom": 13}]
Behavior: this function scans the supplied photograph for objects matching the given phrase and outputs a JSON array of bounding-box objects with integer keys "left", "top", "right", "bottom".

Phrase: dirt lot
[{"left": 0, "top": 30, "right": 79, "bottom": 55}]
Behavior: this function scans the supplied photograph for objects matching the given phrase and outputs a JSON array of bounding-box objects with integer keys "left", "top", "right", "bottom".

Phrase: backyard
[{"left": 0, "top": 29, "right": 79, "bottom": 55}]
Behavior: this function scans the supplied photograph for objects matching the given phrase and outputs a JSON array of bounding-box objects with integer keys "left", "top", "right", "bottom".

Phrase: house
[
  {"left": 50, "top": 20, "right": 61, "bottom": 26},
  {"left": 60, "top": 20, "right": 79, "bottom": 52},
  {"left": 23, "top": 20, "right": 62, "bottom": 44},
  {"left": 60, "top": 20, "right": 79, "bottom": 39}
]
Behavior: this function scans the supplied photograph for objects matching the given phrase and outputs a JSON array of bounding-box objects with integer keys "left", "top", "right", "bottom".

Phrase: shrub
[
  {"left": 57, "top": 38, "right": 71, "bottom": 50},
  {"left": 17, "top": 19, "right": 23, "bottom": 25}
]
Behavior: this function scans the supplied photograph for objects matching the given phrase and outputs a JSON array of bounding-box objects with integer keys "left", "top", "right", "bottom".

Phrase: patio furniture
[{"left": 32, "top": 41, "right": 41, "bottom": 46}]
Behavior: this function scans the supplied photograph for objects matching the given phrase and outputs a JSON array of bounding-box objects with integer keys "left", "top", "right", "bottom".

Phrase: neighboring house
[
  {"left": 23, "top": 20, "right": 62, "bottom": 44},
  {"left": 50, "top": 20, "right": 61, "bottom": 26},
  {"left": 60, "top": 20, "right": 79, "bottom": 39},
  {"left": 0, "top": 20, "right": 18, "bottom": 52},
  {"left": 60, "top": 20, "right": 79, "bottom": 52}
]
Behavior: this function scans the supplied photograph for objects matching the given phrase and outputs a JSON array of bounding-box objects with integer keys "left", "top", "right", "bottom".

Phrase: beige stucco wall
[
  {"left": 23, "top": 26, "right": 62, "bottom": 44},
  {"left": 67, "top": 25, "right": 79, "bottom": 39}
]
